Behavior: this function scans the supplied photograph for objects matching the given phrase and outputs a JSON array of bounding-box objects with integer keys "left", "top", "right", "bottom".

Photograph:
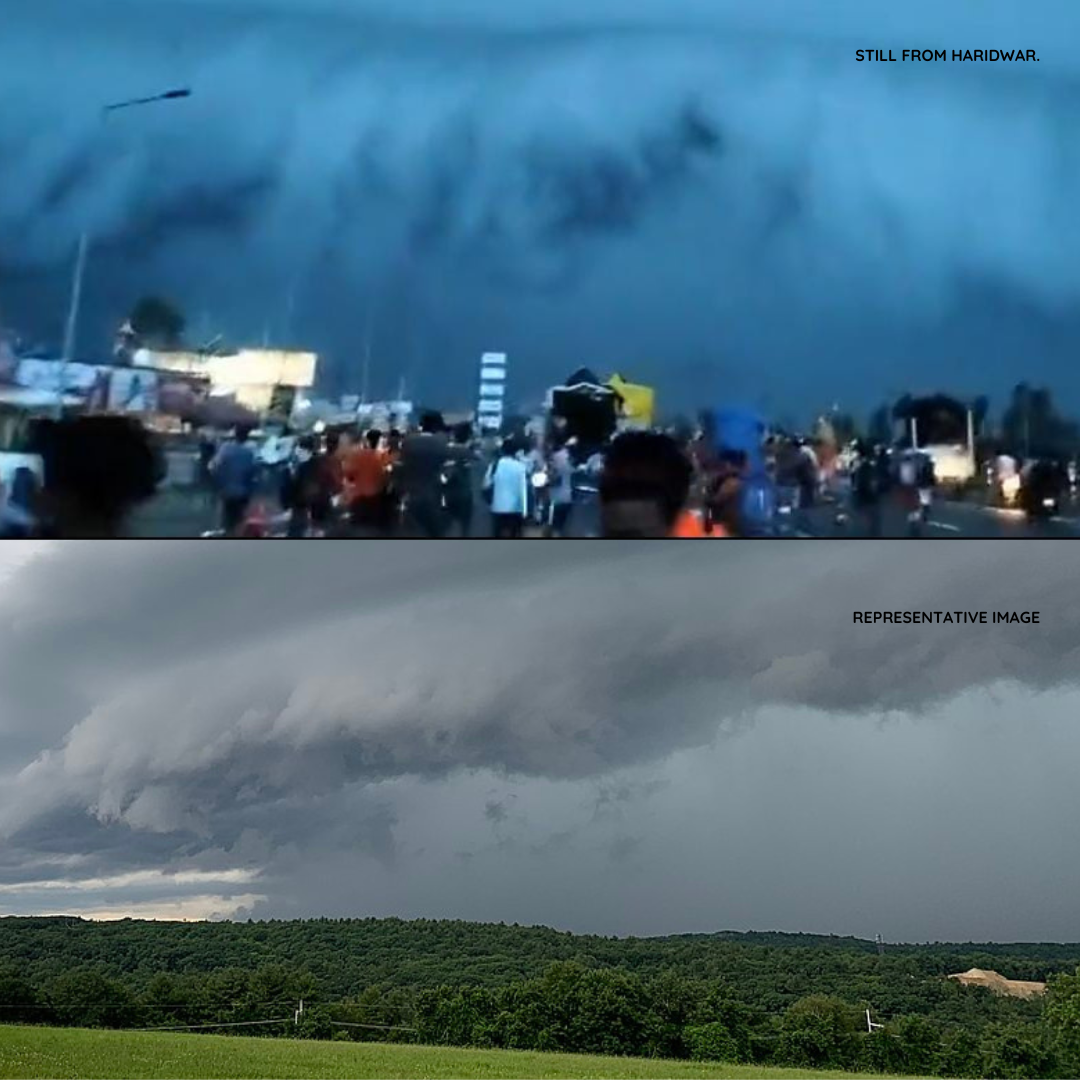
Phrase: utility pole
[
  {"left": 282, "top": 268, "right": 304, "bottom": 346},
  {"left": 58, "top": 232, "right": 90, "bottom": 414},
  {"left": 361, "top": 301, "right": 374, "bottom": 406}
]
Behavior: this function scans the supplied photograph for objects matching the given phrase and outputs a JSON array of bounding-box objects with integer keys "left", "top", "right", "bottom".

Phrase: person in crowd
[
  {"left": 917, "top": 452, "right": 936, "bottom": 522},
  {"left": 524, "top": 438, "right": 549, "bottom": 528},
  {"left": 897, "top": 449, "right": 922, "bottom": 536},
  {"left": 772, "top": 438, "right": 803, "bottom": 529},
  {"left": 335, "top": 429, "right": 353, "bottom": 461},
  {"left": 399, "top": 411, "right": 451, "bottom": 537},
  {"left": 381, "top": 428, "right": 405, "bottom": 532},
  {"left": 600, "top": 431, "right": 725, "bottom": 538},
  {"left": 548, "top": 437, "right": 575, "bottom": 537},
  {"left": 874, "top": 445, "right": 893, "bottom": 498},
  {"left": 386, "top": 428, "right": 404, "bottom": 462},
  {"left": 0, "top": 467, "right": 40, "bottom": 538},
  {"left": 28, "top": 415, "right": 160, "bottom": 538},
  {"left": 210, "top": 426, "right": 259, "bottom": 535},
  {"left": 443, "top": 422, "right": 476, "bottom": 538},
  {"left": 727, "top": 451, "right": 779, "bottom": 538},
  {"left": 796, "top": 439, "right": 819, "bottom": 511},
  {"left": 705, "top": 449, "right": 747, "bottom": 536},
  {"left": 321, "top": 430, "right": 344, "bottom": 501},
  {"left": 484, "top": 438, "right": 529, "bottom": 538},
  {"left": 197, "top": 429, "right": 217, "bottom": 506},
  {"left": 282, "top": 435, "right": 334, "bottom": 538},
  {"left": 851, "top": 441, "right": 884, "bottom": 537},
  {"left": 342, "top": 428, "right": 390, "bottom": 533}
]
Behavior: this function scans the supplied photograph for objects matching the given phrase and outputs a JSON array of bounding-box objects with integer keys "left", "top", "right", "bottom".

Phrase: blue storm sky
[{"left": 1, "top": 0, "right": 1078, "bottom": 419}]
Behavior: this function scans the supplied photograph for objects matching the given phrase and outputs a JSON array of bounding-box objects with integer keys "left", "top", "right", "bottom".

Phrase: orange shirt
[
  {"left": 671, "top": 509, "right": 727, "bottom": 538},
  {"left": 342, "top": 447, "right": 388, "bottom": 503}
]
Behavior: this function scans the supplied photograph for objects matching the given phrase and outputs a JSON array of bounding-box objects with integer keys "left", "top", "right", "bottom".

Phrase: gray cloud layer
[
  {"left": 2, "top": 0, "right": 1079, "bottom": 412},
  {"left": 1, "top": 540, "right": 1079, "bottom": 937}
]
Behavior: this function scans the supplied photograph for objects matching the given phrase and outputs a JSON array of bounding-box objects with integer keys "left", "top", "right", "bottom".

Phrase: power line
[
  {"left": 0, "top": 1000, "right": 410, "bottom": 1011},
  {"left": 130, "top": 1018, "right": 292, "bottom": 1032},
  {"left": 331, "top": 1021, "right": 418, "bottom": 1033}
]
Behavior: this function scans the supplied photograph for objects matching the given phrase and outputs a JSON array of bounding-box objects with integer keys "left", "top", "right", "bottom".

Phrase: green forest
[{"left": 2, "top": 917, "right": 1080, "bottom": 1078}]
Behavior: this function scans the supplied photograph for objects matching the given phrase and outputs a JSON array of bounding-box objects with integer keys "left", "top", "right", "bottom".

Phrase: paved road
[
  {"left": 793, "top": 497, "right": 1080, "bottom": 538},
  {"left": 130, "top": 487, "right": 603, "bottom": 538},
  {"left": 128, "top": 477, "right": 1080, "bottom": 540}
]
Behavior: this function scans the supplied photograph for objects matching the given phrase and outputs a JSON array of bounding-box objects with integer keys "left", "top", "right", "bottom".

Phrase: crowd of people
[
  {"left": 195, "top": 411, "right": 581, "bottom": 540},
  {"left": 193, "top": 413, "right": 798, "bottom": 539},
  {"left": 3, "top": 408, "right": 1071, "bottom": 540},
  {"left": 0, "top": 410, "right": 732, "bottom": 539}
]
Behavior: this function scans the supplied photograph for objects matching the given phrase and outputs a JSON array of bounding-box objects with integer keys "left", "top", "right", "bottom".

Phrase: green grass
[{"left": 0, "top": 1026, "right": 903, "bottom": 1080}]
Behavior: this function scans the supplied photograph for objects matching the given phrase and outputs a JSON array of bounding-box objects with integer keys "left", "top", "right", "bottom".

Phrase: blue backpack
[{"left": 740, "top": 473, "right": 777, "bottom": 536}]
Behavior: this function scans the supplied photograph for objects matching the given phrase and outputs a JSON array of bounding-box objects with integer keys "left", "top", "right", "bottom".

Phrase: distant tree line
[{"left": 2, "top": 918, "right": 1080, "bottom": 1078}]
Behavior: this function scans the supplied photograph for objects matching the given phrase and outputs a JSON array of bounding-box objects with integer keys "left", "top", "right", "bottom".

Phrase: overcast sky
[
  {"left": 1, "top": 539, "right": 1079, "bottom": 941},
  {"left": 2, "top": 0, "right": 1079, "bottom": 419}
]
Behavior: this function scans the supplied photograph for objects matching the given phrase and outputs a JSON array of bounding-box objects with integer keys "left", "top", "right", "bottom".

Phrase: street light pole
[
  {"left": 56, "top": 87, "right": 192, "bottom": 417},
  {"left": 60, "top": 231, "right": 89, "bottom": 370}
]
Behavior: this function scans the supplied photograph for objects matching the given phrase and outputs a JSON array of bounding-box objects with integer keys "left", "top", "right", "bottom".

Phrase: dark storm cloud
[
  {"left": 2, "top": 0, "right": 1079, "bottom": 411},
  {"left": 1, "top": 541, "right": 1079, "bottom": 859}
]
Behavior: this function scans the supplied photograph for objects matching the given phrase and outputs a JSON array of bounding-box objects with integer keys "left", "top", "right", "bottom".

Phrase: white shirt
[
  {"left": 486, "top": 456, "right": 529, "bottom": 515},
  {"left": 550, "top": 448, "right": 574, "bottom": 504}
]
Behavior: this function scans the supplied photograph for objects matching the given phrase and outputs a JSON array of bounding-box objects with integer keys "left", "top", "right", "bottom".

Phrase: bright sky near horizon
[{"left": 1, "top": 540, "right": 1078, "bottom": 940}]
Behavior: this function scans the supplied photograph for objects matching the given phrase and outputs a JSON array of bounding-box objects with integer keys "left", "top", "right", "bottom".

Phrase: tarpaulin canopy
[
  {"left": 711, "top": 407, "right": 767, "bottom": 471},
  {"left": 563, "top": 367, "right": 609, "bottom": 390},
  {"left": 549, "top": 374, "right": 619, "bottom": 454}
]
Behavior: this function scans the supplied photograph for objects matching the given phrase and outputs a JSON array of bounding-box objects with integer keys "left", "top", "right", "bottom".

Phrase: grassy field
[{"left": 0, "top": 1026, "right": 904, "bottom": 1080}]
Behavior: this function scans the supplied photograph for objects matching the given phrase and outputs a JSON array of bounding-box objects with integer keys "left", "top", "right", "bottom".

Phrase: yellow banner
[{"left": 608, "top": 374, "right": 655, "bottom": 427}]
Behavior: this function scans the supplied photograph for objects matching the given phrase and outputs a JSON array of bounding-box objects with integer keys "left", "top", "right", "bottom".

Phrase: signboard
[
  {"left": 15, "top": 358, "right": 99, "bottom": 394},
  {"left": 13, "top": 358, "right": 163, "bottom": 414},
  {"left": 477, "top": 352, "right": 507, "bottom": 432},
  {"left": 355, "top": 400, "right": 414, "bottom": 432}
]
